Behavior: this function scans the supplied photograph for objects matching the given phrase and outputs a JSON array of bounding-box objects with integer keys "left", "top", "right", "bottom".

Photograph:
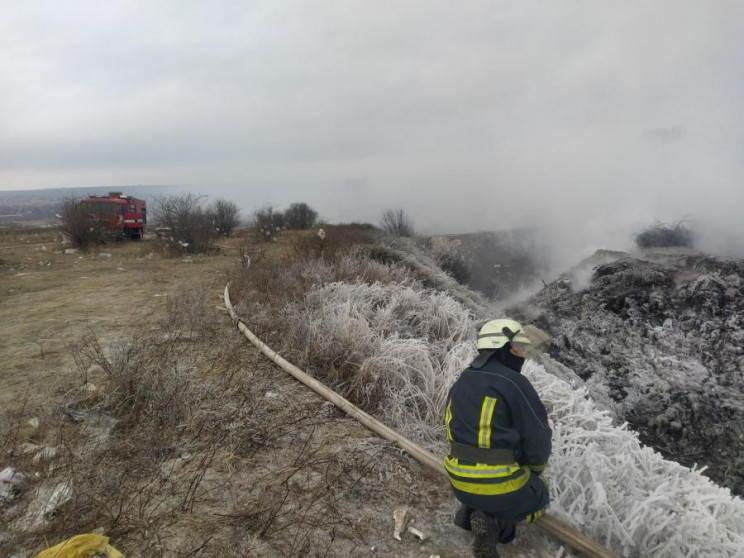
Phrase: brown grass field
[{"left": 0, "top": 227, "right": 552, "bottom": 558}]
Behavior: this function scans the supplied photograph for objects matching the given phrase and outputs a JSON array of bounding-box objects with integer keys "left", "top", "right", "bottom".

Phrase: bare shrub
[
  {"left": 210, "top": 199, "right": 241, "bottom": 237},
  {"left": 283, "top": 202, "right": 318, "bottom": 230},
  {"left": 160, "top": 284, "right": 216, "bottom": 340},
  {"left": 380, "top": 208, "right": 415, "bottom": 238},
  {"left": 250, "top": 206, "right": 285, "bottom": 243},
  {"left": 635, "top": 220, "right": 694, "bottom": 249},
  {"left": 58, "top": 196, "right": 102, "bottom": 248},
  {"left": 429, "top": 236, "right": 471, "bottom": 284},
  {"left": 288, "top": 224, "right": 380, "bottom": 262},
  {"left": 152, "top": 193, "right": 217, "bottom": 254}
]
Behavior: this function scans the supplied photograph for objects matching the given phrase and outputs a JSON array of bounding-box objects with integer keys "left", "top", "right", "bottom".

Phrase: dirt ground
[{"left": 0, "top": 229, "right": 560, "bottom": 557}]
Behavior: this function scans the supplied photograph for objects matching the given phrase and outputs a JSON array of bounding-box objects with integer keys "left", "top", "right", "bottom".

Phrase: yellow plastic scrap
[{"left": 35, "top": 534, "right": 124, "bottom": 558}]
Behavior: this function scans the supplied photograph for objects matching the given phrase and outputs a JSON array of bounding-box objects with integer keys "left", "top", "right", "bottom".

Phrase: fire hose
[{"left": 224, "top": 284, "right": 620, "bottom": 558}]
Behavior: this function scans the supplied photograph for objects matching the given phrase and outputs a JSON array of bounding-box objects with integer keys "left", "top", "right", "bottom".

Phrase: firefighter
[{"left": 444, "top": 318, "right": 551, "bottom": 558}]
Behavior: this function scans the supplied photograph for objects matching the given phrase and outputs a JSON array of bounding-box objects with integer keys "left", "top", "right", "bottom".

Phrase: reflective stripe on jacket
[{"left": 444, "top": 357, "right": 551, "bottom": 496}]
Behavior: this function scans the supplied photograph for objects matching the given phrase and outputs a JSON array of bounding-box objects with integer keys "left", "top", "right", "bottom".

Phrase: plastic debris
[
  {"left": 35, "top": 533, "right": 123, "bottom": 558},
  {"left": 64, "top": 248, "right": 77, "bottom": 254},
  {"left": 98, "top": 252, "right": 112, "bottom": 258},
  {"left": 392, "top": 508, "right": 409, "bottom": 542},
  {"left": 20, "top": 442, "right": 41, "bottom": 454},
  {"left": 27, "top": 417, "right": 40, "bottom": 428},
  {"left": 82, "top": 412, "right": 118, "bottom": 444},
  {"left": 407, "top": 525, "right": 427, "bottom": 541},
  {"left": 0, "top": 467, "right": 26, "bottom": 500},
  {"left": 23, "top": 482, "right": 72, "bottom": 528},
  {"left": 32, "top": 446, "right": 58, "bottom": 462}
]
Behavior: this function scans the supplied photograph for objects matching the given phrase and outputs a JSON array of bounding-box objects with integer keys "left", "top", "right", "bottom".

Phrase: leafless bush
[
  {"left": 429, "top": 236, "right": 471, "bottom": 284},
  {"left": 160, "top": 285, "right": 216, "bottom": 341},
  {"left": 57, "top": 196, "right": 102, "bottom": 248},
  {"left": 283, "top": 202, "right": 318, "bottom": 230},
  {"left": 249, "top": 206, "right": 285, "bottom": 243},
  {"left": 380, "top": 208, "right": 415, "bottom": 238},
  {"left": 210, "top": 199, "right": 240, "bottom": 237},
  {"left": 288, "top": 224, "right": 380, "bottom": 262},
  {"left": 635, "top": 220, "right": 694, "bottom": 249},
  {"left": 152, "top": 193, "right": 217, "bottom": 254}
]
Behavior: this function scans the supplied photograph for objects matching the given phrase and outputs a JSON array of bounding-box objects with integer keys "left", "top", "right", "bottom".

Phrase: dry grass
[
  {"left": 1, "top": 228, "right": 470, "bottom": 558},
  {"left": 229, "top": 227, "right": 489, "bottom": 447}
]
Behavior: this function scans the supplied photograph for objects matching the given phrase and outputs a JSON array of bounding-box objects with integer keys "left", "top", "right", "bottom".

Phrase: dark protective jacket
[{"left": 444, "top": 355, "right": 551, "bottom": 497}]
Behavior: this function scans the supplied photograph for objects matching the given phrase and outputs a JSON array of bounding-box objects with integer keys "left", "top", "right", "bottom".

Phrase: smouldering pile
[{"left": 526, "top": 361, "right": 744, "bottom": 557}]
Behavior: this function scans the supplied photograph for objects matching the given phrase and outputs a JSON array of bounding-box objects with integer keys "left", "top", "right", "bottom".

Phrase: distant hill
[{"left": 0, "top": 185, "right": 185, "bottom": 226}]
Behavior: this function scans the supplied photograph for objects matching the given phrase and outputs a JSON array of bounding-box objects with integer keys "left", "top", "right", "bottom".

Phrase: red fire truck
[{"left": 79, "top": 192, "right": 147, "bottom": 240}]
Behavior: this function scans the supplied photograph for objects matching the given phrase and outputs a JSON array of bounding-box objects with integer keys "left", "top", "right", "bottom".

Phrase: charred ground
[{"left": 516, "top": 249, "right": 744, "bottom": 495}]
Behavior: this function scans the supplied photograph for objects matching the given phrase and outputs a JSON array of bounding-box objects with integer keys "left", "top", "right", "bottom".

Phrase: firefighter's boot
[
  {"left": 454, "top": 504, "right": 473, "bottom": 531},
  {"left": 470, "top": 511, "right": 500, "bottom": 558}
]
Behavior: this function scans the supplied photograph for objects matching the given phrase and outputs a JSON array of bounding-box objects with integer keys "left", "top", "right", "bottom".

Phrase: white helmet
[{"left": 476, "top": 319, "right": 531, "bottom": 351}]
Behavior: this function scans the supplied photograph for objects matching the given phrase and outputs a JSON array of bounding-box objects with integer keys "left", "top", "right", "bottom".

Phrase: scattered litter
[
  {"left": 64, "top": 407, "right": 88, "bottom": 423},
  {"left": 14, "top": 272, "right": 27, "bottom": 277},
  {"left": 82, "top": 382, "right": 98, "bottom": 393},
  {"left": 20, "top": 442, "right": 40, "bottom": 454},
  {"left": 264, "top": 391, "right": 278, "bottom": 399},
  {"left": 23, "top": 481, "right": 72, "bottom": 528},
  {"left": 33, "top": 446, "right": 58, "bottom": 462},
  {"left": 393, "top": 508, "right": 410, "bottom": 541},
  {"left": 64, "top": 248, "right": 78, "bottom": 254},
  {"left": 82, "top": 412, "right": 118, "bottom": 444},
  {"left": 35, "top": 533, "right": 123, "bottom": 558},
  {"left": 182, "top": 257, "right": 194, "bottom": 263},
  {"left": 27, "top": 417, "right": 39, "bottom": 428},
  {"left": 98, "top": 252, "right": 112, "bottom": 258},
  {"left": 38, "top": 260, "right": 52, "bottom": 266},
  {"left": 407, "top": 525, "right": 428, "bottom": 541},
  {"left": 80, "top": 276, "right": 89, "bottom": 279},
  {"left": 0, "top": 467, "right": 26, "bottom": 501},
  {"left": 116, "top": 267, "right": 126, "bottom": 271}
]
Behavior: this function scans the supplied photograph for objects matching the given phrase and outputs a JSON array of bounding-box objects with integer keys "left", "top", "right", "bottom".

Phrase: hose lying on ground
[{"left": 224, "top": 284, "right": 619, "bottom": 558}]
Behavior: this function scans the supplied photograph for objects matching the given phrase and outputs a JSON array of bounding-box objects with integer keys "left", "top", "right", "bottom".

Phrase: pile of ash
[{"left": 520, "top": 251, "right": 744, "bottom": 495}]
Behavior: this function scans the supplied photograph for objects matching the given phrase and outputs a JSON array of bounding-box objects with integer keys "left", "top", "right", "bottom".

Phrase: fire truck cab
[{"left": 79, "top": 192, "right": 147, "bottom": 240}]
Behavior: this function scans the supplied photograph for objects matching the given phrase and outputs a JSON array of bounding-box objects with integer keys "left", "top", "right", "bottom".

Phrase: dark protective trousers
[{"left": 452, "top": 472, "right": 550, "bottom": 541}]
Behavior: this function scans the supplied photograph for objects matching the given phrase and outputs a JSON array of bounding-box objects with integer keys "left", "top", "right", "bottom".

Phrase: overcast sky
[{"left": 1, "top": 1, "right": 743, "bottom": 260}]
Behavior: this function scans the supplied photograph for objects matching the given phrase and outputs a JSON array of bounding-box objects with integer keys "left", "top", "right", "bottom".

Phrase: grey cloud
[{"left": 2, "top": 1, "right": 743, "bottom": 269}]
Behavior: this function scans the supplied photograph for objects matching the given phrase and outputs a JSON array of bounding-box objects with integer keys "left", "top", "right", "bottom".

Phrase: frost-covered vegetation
[
  {"left": 527, "top": 360, "right": 744, "bottom": 557},
  {"left": 635, "top": 221, "right": 694, "bottom": 248},
  {"left": 233, "top": 230, "right": 744, "bottom": 557}
]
